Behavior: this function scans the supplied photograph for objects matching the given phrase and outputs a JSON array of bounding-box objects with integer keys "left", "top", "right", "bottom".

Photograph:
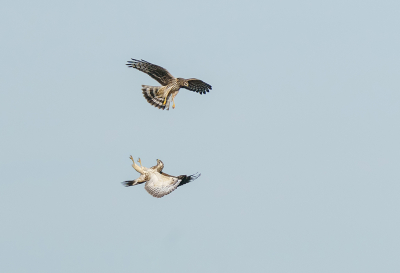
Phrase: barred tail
[{"left": 141, "top": 85, "right": 171, "bottom": 110}]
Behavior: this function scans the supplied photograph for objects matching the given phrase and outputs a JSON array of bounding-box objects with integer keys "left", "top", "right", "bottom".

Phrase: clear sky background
[{"left": 1, "top": 0, "right": 399, "bottom": 272}]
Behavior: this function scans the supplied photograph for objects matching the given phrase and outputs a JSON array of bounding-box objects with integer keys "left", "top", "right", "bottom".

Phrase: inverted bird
[
  {"left": 126, "top": 59, "right": 212, "bottom": 110},
  {"left": 122, "top": 156, "right": 201, "bottom": 198}
]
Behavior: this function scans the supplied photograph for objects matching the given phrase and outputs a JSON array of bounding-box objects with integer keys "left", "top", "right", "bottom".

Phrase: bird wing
[
  {"left": 121, "top": 173, "right": 149, "bottom": 187},
  {"left": 126, "top": 59, "right": 175, "bottom": 86},
  {"left": 181, "top": 78, "right": 212, "bottom": 94},
  {"left": 177, "top": 173, "right": 201, "bottom": 187},
  {"left": 144, "top": 173, "right": 180, "bottom": 198}
]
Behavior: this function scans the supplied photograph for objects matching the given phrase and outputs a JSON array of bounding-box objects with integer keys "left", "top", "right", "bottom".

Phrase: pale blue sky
[{"left": 1, "top": 0, "right": 400, "bottom": 272}]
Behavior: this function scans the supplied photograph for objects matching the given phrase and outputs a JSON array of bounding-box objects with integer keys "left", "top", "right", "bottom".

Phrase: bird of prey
[
  {"left": 122, "top": 156, "right": 201, "bottom": 198},
  {"left": 126, "top": 59, "right": 212, "bottom": 110}
]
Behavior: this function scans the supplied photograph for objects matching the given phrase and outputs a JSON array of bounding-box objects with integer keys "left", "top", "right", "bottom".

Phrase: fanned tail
[{"left": 141, "top": 85, "right": 171, "bottom": 110}]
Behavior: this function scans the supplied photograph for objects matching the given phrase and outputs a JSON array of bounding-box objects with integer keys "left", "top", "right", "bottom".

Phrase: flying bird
[
  {"left": 126, "top": 59, "right": 212, "bottom": 110},
  {"left": 122, "top": 156, "right": 201, "bottom": 198}
]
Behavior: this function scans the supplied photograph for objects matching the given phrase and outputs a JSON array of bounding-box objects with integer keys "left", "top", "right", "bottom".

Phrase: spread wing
[
  {"left": 182, "top": 78, "right": 212, "bottom": 94},
  {"left": 126, "top": 59, "right": 175, "bottom": 86}
]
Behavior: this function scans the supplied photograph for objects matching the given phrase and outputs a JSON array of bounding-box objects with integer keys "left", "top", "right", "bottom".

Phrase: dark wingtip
[
  {"left": 122, "top": 180, "right": 134, "bottom": 187},
  {"left": 177, "top": 173, "right": 201, "bottom": 187},
  {"left": 190, "top": 172, "right": 201, "bottom": 180}
]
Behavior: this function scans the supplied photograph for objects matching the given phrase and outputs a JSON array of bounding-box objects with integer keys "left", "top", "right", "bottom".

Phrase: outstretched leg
[
  {"left": 163, "top": 89, "right": 171, "bottom": 105},
  {"left": 130, "top": 155, "right": 144, "bottom": 174},
  {"left": 138, "top": 158, "right": 142, "bottom": 167},
  {"left": 171, "top": 91, "right": 178, "bottom": 109}
]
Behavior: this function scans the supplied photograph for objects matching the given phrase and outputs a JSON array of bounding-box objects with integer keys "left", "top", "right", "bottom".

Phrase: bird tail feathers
[{"left": 142, "top": 85, "right": 171, "bottom": 110}]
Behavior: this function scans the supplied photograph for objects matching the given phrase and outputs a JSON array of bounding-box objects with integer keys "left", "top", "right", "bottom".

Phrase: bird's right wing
[{"left": 126, "top": 59, "right": 175, "bottom": 86}]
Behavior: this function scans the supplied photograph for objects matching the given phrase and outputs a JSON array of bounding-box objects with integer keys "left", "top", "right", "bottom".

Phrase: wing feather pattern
[
  {"left": 182, "top": 78, "right": 212, "bottom": 94},
  {"left": 177, "top": 173, "right": 201, "bottom": 187},
  {"left": 126, "top": 59, "right": 175, "bottom": 86}
]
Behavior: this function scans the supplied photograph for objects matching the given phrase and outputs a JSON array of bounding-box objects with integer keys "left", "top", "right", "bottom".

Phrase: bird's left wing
[
  {"left": 126, "top": 59, "right": 175, "bottom": 86},
  {"left": 182, "top": 78, "right": 212, "bottom": 94},
  {"left": 177, "top": 173, "right": 201, "bottom": 187}
]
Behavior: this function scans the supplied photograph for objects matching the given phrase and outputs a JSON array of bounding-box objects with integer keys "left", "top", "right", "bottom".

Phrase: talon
[
  {"left": 163, "top": 97, "right": 167, "bottom": 105},
  {"left": 138, "top": 158, "right": 142, "bottom": 167}
]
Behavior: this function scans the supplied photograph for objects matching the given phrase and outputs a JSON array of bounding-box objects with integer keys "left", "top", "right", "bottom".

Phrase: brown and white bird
[
  {"left": 126, "top": 59, "right": 212, "bottom": 110},
  {"left": 122, "top": 156, "right": 201, "bottom": 198}
]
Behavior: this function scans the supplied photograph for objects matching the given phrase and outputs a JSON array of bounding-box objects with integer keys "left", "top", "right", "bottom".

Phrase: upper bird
[
  {"left": 126, "top": 59, "right": 212, "bottom": 110},
  {"left": 122, "top": 156, "right": 201, "bottom": 198}
]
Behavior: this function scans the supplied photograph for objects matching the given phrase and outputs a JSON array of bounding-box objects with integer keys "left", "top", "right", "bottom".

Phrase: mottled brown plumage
[{"left": 126, "top": 59, "right": 212, "bottom": 110}]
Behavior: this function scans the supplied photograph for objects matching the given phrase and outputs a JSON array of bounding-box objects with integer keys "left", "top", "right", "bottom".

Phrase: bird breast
[{"left": 168, "top": 79, "right": 181, "bottom": 92}]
